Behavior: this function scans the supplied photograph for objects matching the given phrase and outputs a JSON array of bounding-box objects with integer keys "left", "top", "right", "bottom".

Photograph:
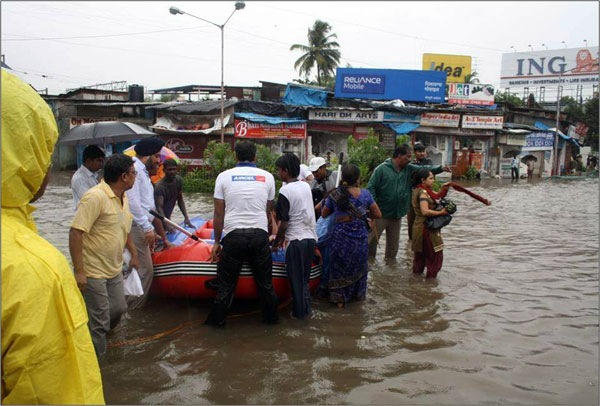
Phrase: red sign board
[{"left": 234, "top": 119, "right": 306, "bottom": 139}]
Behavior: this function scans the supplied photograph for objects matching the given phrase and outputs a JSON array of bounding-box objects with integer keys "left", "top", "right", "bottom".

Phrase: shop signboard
[
  {"left": 500, "top": 47, "right": 599, "bottom": 88},
  {"left": 498, "top": 133, "right": 527, "bottom": 146},
  {"left": 462, "top": 115, "right": 504, "bottom": 129},
  {"left": 523, "top": 131, "right": 554, "bottom": 150},
  {"left": 448, "top": 83, "right": 496, "bottom": 106},
  {"left": 422, "top": 53, "right": 472, "bottom": 83},
  {"left": 308, "top": 109, "right": 384, "bottom": 121},
  {"left": 234, "top": 119, "right": 306, "bottom": 139},
  {"left": 334, "top": 68, "right": 446, "bottom": 103},
  {"left": 69, "top": 117, "right": 118, "bottom": 129},
  {"left": 420, "top": 112, "right": 460, "bottom": 127},
  {"left": 382, "top": 111, "right": 421, "bottom": 122}
]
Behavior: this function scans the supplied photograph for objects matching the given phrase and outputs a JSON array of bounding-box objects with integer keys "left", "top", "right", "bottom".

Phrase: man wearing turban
[{"left": 125, "top": 136, "right": 169, "bottom": 309}]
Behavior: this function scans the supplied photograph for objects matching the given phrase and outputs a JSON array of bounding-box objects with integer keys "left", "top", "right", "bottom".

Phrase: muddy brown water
[{"left": 34, "top": 170, "right": 599, "bottom": 405}]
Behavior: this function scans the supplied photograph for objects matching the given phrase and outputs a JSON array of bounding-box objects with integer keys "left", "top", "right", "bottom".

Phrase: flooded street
[{"left": 35, "top": 170, "right": 599, "bottom": 405}]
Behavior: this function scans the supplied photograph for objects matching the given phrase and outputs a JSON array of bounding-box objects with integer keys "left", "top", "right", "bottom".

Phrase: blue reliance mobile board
[{"left": 334, "top": 68, "right": 447, "bottom": 103}]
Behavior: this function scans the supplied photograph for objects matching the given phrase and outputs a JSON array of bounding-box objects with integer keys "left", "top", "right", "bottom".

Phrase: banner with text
[
  {"left": 448, "top": 83, "right": 496, "bottom": 106},
  {"left": 500, "top": 47, "right": 599, "bottom": 88},
  {"left": 234, "top": 119, "right": 306, "bottom": 139},
  {"left": 308, "top": 109, "right": 384, "bottom": 122},
  {"left": 523, "top": 131, "right": 555, "bottom": 150},
  {"left": 422, "top": 53, "right": 472, "bottom": 83},
  {"left": 334, "top": 68, "right": 446, "bottom": 103},
  {"left": 461, "top": 115, "right": 504, "bottom": 129},
  {"left": 420, "top": 112, "right": 460, "bottom": 127}
]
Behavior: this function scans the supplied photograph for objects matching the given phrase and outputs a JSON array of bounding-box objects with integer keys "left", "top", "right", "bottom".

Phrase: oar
[{"left": 149, "top": 210, "right": 207, "bottom": 242}]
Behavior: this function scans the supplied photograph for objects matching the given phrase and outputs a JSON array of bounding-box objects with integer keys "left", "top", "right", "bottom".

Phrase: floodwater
[{"left": 35, "top": 170, "right": 599, "bottom": 405}]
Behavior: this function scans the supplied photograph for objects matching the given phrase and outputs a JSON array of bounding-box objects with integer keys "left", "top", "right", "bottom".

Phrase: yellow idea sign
[{"left": 422, "top": 53, "right": 472, "bottom": 83}]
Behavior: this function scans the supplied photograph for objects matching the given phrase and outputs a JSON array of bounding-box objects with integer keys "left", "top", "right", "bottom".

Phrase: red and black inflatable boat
[{"left": 150, "top": 218, "right": 322, "bottom": 300}]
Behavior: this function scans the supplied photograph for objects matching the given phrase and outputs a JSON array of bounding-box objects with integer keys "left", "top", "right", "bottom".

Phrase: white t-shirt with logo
[
  {"left": 277, "top": 181, "right": 317, "bottom": 242},
  {"left": 214, "top": 164, "right": 275, "bottom": 237}
]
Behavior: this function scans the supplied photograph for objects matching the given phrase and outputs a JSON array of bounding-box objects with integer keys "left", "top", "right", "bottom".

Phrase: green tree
[
  {"left": 494, "top": 92, "right": 524, "bottom": 107},
  {"left": 582, "top": 95, "right": 599, "bottom": 150},
  {"left": 347, "top": 133, "right": 390, "bottom": 187},
  {"left": 203, "top": 140, "right": 235, "bottom": 174},
  {"left": 255, "top": 144, "right": 279, "bottom": 175},
  {"left": 464, "top": 71, "right": 480, "bottom": 84},
  {"left": 290, "top": 20, "right": 341, "bottom": 87},
  {"left": 560, "top": 96, "right": 584, "bottom": 120},
  {"left": 160, "top": 94, "right": 179, "bottom": 102}
]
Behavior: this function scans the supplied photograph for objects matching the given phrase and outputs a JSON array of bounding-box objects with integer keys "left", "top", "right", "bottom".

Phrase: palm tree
[
  {"left": 290, "top": 20, "right": 341, "bottom": 86},
  {"left": 464, "top": 71, "right": 480, "bottom": 84}
]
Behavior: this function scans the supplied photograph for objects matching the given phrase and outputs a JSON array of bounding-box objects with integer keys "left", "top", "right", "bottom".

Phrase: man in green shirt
[{"left": 367, "top": 144, "right": 451, "bottom": 260}]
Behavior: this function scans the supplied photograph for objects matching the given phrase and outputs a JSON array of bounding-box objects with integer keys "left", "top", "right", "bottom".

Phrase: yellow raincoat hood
[
  {"left": 1, "top": 70, "right": 105, "bottom": 404},
  {"left": 2, "top": 69, "right": 58, "bottom": 209}
]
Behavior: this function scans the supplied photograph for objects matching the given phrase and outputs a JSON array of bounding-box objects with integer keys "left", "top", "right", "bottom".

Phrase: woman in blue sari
[{"left": 321, "top": 164, "right": 381, "bottom": 307}]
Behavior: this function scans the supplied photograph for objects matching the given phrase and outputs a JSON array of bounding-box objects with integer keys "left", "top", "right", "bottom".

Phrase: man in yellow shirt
[
  {"left": 1, "top": 70, "right": 105, "bottom": 404},
  {"left": 70, "top": 154, "right": 139, "bottom": 356}
]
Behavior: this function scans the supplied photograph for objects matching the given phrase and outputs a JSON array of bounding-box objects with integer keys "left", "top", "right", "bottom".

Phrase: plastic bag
[
  {"left": 123, "top": 268, "right": 144, "bottom": 297},
  {"left": 425, "top": 214, "right": 452, "bottom": 230},
  {"left": 316, "top": 215, "right": 334, "bottom": 247}
]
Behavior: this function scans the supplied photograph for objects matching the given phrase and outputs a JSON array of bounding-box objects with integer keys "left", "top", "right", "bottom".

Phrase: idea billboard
[
  {"left": 334, "top": 68, "right": 446, "bottom": 103},
  {"left": 422, "top": 53, "right": 472, "bottom": 83}
]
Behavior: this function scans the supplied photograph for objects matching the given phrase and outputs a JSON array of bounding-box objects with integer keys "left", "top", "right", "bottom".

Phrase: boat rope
[{"left": 107, "top": 297, "right": 293, "bottom": 348}]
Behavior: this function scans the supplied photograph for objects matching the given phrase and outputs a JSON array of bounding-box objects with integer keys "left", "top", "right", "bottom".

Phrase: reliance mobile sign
[{"left": 334, "top": 68, "right": 446, "bottom": 103}]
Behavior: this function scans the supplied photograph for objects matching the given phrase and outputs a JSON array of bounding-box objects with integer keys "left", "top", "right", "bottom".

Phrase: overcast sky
[{"left": 1, "top": 1, "right": 598, "bottom": 95}]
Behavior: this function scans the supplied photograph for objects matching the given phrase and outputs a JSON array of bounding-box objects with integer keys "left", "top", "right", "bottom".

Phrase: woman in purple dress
[{"left": 321, "top": 164, "right": 381, "bottom": 307}]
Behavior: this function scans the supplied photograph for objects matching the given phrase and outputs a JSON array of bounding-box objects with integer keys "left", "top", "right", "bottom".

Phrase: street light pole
[
  {"left": 169, "top": 2, "right": 245, "bottom": 143},
  {"left": 553, "top": 70, "right": 562, "bottom": 176}
]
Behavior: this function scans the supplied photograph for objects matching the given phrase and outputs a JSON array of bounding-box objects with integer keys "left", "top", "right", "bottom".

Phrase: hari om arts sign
[{"left": 308, "top": 109, "right": 384, "bottom": 122}]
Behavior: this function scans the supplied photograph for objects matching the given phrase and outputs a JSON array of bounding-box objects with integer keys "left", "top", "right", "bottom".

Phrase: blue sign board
[
  {"left": 334, "top": 68, "right": 447, "bottom": 103},
  {"left": 525, "top": 131, "right": 554, "bottom": 149}
]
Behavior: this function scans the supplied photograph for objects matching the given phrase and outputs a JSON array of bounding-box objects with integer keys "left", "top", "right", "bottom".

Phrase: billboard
[
  {"left": 234, "top": 120, "right": 306, "bottom": 139},
  {"left": 334, "top": 68, "right": 446, "bottom": 103},
  {"left": 500, "top": 47, "right": 599, "bottom": 88},
  {"left": 422, "top": 53, "right": 472, "bottom": 83},
  {"left": 448, "top": 83, "right": 495, "bottom": 105}
]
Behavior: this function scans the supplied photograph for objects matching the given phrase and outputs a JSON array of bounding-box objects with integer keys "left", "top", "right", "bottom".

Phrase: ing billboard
[
  {"left": 500, "top": 47, "right": 599, "bottom": 88},
  {"left": 422, "top": 53, "right": 472, "bottom": 83}
]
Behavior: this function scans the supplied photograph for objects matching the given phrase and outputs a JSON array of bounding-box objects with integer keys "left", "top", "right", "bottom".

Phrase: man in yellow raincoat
[{"left": 1, "top": 70, "right": 105, "bottom": 404}]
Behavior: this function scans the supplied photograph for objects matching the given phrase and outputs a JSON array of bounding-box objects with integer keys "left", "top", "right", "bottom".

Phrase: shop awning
[
  {"left": 386, "top": 122, "right": 420, "bottom": 134},
  {"left": 282, "top": 84, "right": 329, "bottom": 107},
  {"left": 234, "top": 112, "right": 307, "bottom": 125}
]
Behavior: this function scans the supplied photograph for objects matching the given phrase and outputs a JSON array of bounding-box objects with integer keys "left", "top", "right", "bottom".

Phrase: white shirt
[
  {"left": 299, "top": 164, "right": 313, "bottom": 181},
  {"left": 125, "top": 157, "right": 156, "bottom": 232},
  {"left": 278, "top": 181, "right": 317, "bottom": 242},
  {"left": 71, "top": 165, "right": 99, "bottom": 210},
  {"left": 214, "top": 163, "right": 275, "bottom": 237}
]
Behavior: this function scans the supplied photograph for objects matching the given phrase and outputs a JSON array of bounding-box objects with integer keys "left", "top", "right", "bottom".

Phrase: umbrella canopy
[
  {"left": 59, "top": 121, "right": 156, "bottom": 146},
  {"left": 503, "top": 149, "right": 521, "bottom": 158},
  {"left": 521, "top": 155, "right": 538, "bottom": 163}
]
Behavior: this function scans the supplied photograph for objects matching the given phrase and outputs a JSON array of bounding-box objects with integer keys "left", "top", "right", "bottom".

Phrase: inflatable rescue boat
[{"left": 150, "top": 218, "right": 322, "bottom": 299}]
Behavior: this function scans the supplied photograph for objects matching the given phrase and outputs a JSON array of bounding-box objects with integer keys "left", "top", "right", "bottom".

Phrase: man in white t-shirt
[
  {"left": 299, "top": 164, "right": 315, "bottom": 182},
  {"left": 205, "top": 141, "right": 279, "bottom": 327},
  {"left": 272, "top": 153, "right": 317, "bottom": 319}
]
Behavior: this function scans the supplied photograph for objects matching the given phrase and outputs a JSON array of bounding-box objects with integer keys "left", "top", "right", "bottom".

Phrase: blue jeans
[{"left": 205, "top": 228, "right": 279, "bottom": 326}]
